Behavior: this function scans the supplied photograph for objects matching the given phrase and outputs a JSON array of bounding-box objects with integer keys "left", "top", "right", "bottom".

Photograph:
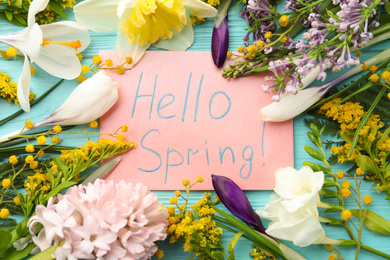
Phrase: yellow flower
[
  {"left": 81, "top": 65, "right": 90, "bottom": 73},
  {"left": 182, "top": 179, "right": 190, "bottom": 186},
  {"left": 37, "top": 150, "right": 45, "bottom": 157},
  {"left": 53, "top": 125, "right": 62, "bottom": 133},
  {"left": 155, "top": 249, "right": 164, "bottom": 259},
  {"left": 105, "top": 59, "right": 113, "bottom": 67},
  {"left": 341, "top": 209, "right": 352, "bottom": 221},
  {"left": 25, "top": 120, "right": 34, "bottom": 129},
  {"left": 341, "top": 180, "right": 351, "bottom": 189},
  {"left": 237, "top": 46, "right": 245, "bottom": 53},
  {"left": 117, "top": 134, "right": 125, "bottom": 142},
  {"left": 126, "top": 57, "right": 133, "bottom": 64},
  {"left": 174, "top": 190, "right": 181, "bottom": 197},
  {"left": 6, "top": 47, "right": 18, "bottom": 57},
  {"left": 369, "top": 65, "right": 378, "bottom": 73},
  {"left": 14, "top": 196, "right": 20, "bottom": 205},
  {"left": 2, "top": 179, "right": 11, "bottom": 188},
  {"left": 121, "top": 125, "right": 128, "bottom": 132},
  {"left": 336, "top": 171, "right": 344, "bottom": 179},
  {"left": 326, "top": 244, "right": 333, "bottom": 251},
  {"left": 355, "top": 51, "right": 362, "bottom": 57},
  {"left": 280, "top": 35, "right": 288, "bottom": 43},
  {"left": 25, "top": 155, "right": 34, "bottom": 164},
  {"left": 115, "top": 65, "right": 125, "bottom": 74},
  {"left": 256, "top": 40, "right": 264, "bottom": 47},
  {"left": 363, "top": 195, "right": 372, "bottom": 204},
  {"left": 356, "top": 168, "right": 365, "bottom": 176},
  {"left": 341, "top": 188, "right": 351, "bottom": 198},
  {"left": 30, "top": 161, "right": 39, "bottom": 169},
  {"left": 196, "top": 176, "right": 204, "bottom": 183},
  {"left": 76, "top": 53, "right": 83, "bottom": 61},
  {"left": 169, "top": 216, "right": 176, "bottom": 224},
  {"left": 167, "top": 206, "right": 175, "bottom": 214},
  {"left": 328, "top": 254, "right": 337, "bottom": 260},
  {"left": 170, "top": 197, "right": 178, "bottom": 204},
  {"left": 361, "top": 64, "right": 369, "bottom": 70},
  {"left": 280, "top": 15, "right": 289, "bottom": 27},
  {"left": 25, "top": 144, "right": 35, "bottom": 153},
  {"left": 264, "top": 31, "right": 273, "bottom": 39},
  {"left": 76, "top": 74, "right": 86, "bottom": 82},
  {"left": 370, "top": 74, "right": 379, "bottom": 82},
  {"left": 382, "top": 71, "right": 390, "bottom": 84},
  {"left": 37, "top": 136, "right": 47, "bottom": 145},
  {"left": 92, "top": 55, "right": 102, "bottom": 64},
  {"left": 90, "top": 120, "right": 98, "bottom": 128},
  {"left": 247, "top": 45, "right": 257, "bottom": 54},
  {"left": 9, "top": 155, "right": 18, "bottom": 165},
  {"left": 30, "top": 66, "right": 37, "bottom": 75},
  {"left": 51, "top": 136, "right": 60, "bottom": 144},
  {"left": 227, "top": 51, "right": 232, "bottom": 57},
  {"left": 0, "top": 208, "right": 10, "bottom": 219}
]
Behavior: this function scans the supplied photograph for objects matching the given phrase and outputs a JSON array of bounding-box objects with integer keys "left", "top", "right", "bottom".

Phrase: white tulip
[
  {"left": 0, "top": 71, "right": 118, "bottom": 143},
  {"left": 257, "top": 166, "right": 339, "bottom": 247},
  {"left": 74, "top": 0, "right": 217, "bottom": 68},
  {"left": 0, "top": 0, "right": 90, "bottom": 112}
]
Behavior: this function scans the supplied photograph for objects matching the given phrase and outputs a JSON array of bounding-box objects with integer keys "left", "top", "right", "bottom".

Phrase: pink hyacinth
[{"left": 28, "top": 179, "right": 169, "bottom": 260}]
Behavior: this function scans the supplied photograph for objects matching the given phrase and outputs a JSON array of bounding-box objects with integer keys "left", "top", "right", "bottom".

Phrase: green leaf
[
  {"left": 326, "top": 9, "right": 342, "bottom": 22},
  {"left": 4, "top": 11, "right": 13, "bottom": 22},
  {"left": 325, "top": 217, "right": 344, "bottom": 226},
  {"left": 0, "top": 243, "right": 35, "bottom": 260},
  {"left": 385, "top": 164, "right": 390, "bottom": 178},
  {"left": 354, "top": 154, "right": 378, "bottom": 174},
  {"left": 323, "top": 178, "right": 338, "bottom": 187},
  {"left": 212, "top": 251, "right": 225, "bottom": 260},
  {"left": 338, "top": 240, "right": 357, "bottom": 247},
  {"left": 0, "top": 230, "right": 12, "bottom": 254},
  {"left": 348, "top": 86, "right": 387, "bottom": 157},
  {"left": 310, "top": 123, "right": 321, "bottom": 138},
  {"left": 43, "top": 181, "right": 77, "bottom": 204},
  {"left": 324, "top": 203, "right": 344, "bottom": 212},
  {"left": 377, "top": 125, "right": 390, "bottom": 145},
  {"left": 49, "top": 0, "right": 67, "bottom": 19},
  {"left": 385, "top": 0, "right": 390, "bottom": 15},
  {"left": 51, "top": 157, "right": 68, "bottom": 177},
  {"left": 228, "top": 231, "right": 243, "bottom": 260},
  {"left": 14, "top": 15, "right": 26, "bottom": 26},
  {"left": 304, "top": 145, "right": 324, "bottom": 161},
  {"left": 307, "top": 132, "right": 321, "bottom": 148},
  {"left": 303, "top": 162, "right": 329, "bottom": 173},
  {"left": 351, "top": 209, "right": 390, "bottom": 235},
  {"left": 13, "top": 0, "right": 23, "bottom": 8}
]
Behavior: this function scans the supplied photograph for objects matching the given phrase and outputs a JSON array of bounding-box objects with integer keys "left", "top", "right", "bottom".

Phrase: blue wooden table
[{"left": 0, "top": 3, "right": 389, "bottom": 260}]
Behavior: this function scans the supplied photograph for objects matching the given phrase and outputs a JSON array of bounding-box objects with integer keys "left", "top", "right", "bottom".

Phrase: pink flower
[{"left": 28, "top": 179, "right": 168, "bottom": 260}]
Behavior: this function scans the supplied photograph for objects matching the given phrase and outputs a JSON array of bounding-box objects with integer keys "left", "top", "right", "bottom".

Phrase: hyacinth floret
[{"left": 28, "top": 179, "right": 168, "bottom": 260}]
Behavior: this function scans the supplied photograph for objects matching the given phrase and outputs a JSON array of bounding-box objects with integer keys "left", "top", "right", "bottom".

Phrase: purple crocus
[
  {"left": 212, "top": 174, "right": 266, "bottom": 234},
  {"left": 212, "top": 15, "right": 229, "bottom": 68}
]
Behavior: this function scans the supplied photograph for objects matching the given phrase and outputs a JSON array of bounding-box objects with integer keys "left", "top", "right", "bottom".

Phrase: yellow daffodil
[
  {"left": 0, "top": 0, "right": 90, "bottom": 112},
  {"left": 74, "top": 0, "right": 217, "bottom": 67}
]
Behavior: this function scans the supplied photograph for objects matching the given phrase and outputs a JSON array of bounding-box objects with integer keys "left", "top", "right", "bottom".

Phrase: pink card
[{"left": 100, "top": 51, "right": 293, "bottom": 190}]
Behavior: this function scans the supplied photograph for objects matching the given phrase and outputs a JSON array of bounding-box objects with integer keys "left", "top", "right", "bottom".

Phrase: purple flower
[
  {"left": 212, "top": 16, "right": 229, "bottom": 68},
  {"left": 211, "top": 174, "right": 266, "bottom": 234}
]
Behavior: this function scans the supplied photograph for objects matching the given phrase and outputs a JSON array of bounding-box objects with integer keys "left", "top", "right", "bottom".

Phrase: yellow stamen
[{"left": 41, "top": 38, "right": 81, "bottom": 51}]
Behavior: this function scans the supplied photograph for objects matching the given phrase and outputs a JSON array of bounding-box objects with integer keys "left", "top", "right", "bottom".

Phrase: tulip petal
[
  {"left": 184, "top": 0, "right": 218, "bottom": 18},
  {"left": 212, "top": 174, "right": 266, "bottom": 234},
  {"left": 115, "top": 26, "right": 150, "bottom": 68},
  {"left": 28, "top": 0, "right": 50, "bottom": 26},
  {"left": 212, "top": 15, "right": 229, "bottom": 68},
  {"left": 74, "top": 0, "right": 122, "bottom": 32},
  {"left": 33, "top": 45, "right": 82, "bottom": 79},
  {"left": 40, "top": 21, "right": 91, "bottom": 53},
  {"left": 17, "top": 52, "right": 32, "bottom": 112},
  {"left": 153, "top": 14, "right": 194, "bottom": 51}
]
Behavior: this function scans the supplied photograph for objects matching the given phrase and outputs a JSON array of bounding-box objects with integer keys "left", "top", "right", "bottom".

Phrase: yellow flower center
[
  {"left": 121, "top": 0, "right": 187, "bottom": 46},
  {"left": 41, "top": 38, "right": 82, "bottom": 51}
]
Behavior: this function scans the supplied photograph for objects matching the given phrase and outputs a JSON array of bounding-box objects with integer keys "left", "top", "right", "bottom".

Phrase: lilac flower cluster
[{"left": 240, "top": 0, "right": 277, "bottom": 46}]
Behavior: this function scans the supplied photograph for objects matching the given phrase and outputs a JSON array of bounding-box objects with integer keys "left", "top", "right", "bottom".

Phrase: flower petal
[
  {"left": 152, "top": 14, "right": 194, "bottom": 51},
  {"left": 115, "top": 26, "right": 150, "bottom": 68},
  {"left": 17, "top": 52, "right": 32, "bottom": 112},
  {"left": 40, "top": 21, "right": 91, "bottom": 53},
  {"left": 212, "top": 174, "right": 266, "bottom": 234},
  {"left": 32, "top": 45, "right": 81, "bottom": 79},
  {"left": 28, "top": 0, "right": 49, "bottom": 26},
  {"left": 211, "top": 15, "right": 229, "bottom": 68},
  {"left": 74, "top": 0, "right": 122, "bottom": 32},
  {"left": 184, "top": 0, "right": 218, "bottom": 18},
  {"left": 117, "top": 0, "right": 136, "bottom": 18}
]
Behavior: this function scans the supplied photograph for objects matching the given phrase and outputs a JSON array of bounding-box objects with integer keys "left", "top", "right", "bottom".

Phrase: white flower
[
  {"left": 74, "top": 0, "right": 217, "bottom": 68},
  {"left": 0, "top": 0, "right": 90, "bottom": 112},
  {"left": 0, "top": 71, "right": 118, "bottom": 143},
  {"left": 257, "top": 166, "right": 338, "bottom": 247}
]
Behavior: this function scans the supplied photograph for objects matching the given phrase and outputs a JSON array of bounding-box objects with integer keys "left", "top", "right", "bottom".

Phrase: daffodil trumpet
[
  {"left": 0, "top": 0, "right": 90, "bottom": 112},
  {"left": 261, "top": 47, "right": 390, "bottom": 122},
  {"left": 0, "top": 71, "right": 119, "bottom": 144},
  {"left": 74, "top": 0, "right": 217, "bottom": 68}
]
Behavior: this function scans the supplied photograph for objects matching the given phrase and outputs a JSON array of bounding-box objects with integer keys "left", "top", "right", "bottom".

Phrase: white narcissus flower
[
  {"left": 73, "top": 0, "right": 217, "bottom": 68},
  {"left": 0, "top": 0, "right": 90, "bottom": 112},
  {"left": 0, "top": 71, "right": 119, "bottom": 143},
  {"left": 257, "top": 166, "right": 339, "bottom": 247}
]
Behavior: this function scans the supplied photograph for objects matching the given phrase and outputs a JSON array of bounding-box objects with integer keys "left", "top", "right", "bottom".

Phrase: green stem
[{"left": 361, "top": 244, "right": 390, "bottom": 259}]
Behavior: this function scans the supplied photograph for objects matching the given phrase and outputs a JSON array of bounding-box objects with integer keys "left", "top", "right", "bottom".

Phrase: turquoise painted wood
[{"left": 0, "top": 3, "right": 389, "bottom": 260}]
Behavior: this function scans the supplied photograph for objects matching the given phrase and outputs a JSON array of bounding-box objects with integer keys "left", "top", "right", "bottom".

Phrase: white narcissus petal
[
  {"left": 27, "top": 0, "right": 50, "bottom": 26},
  {"left": 74, "top": 0, "right": 123, "bottom": 32},
  {"left": 33, "top": 44, "right": 82, "bottom": 79},
  {"left": 116, "top": 26, "right": 150, "bottom": 68},
  {"left": 261, "top": 86, "right": 326, "bottom": 122},
  {"left": 40, "top": 21, "right": 91, "bottom": 53},
  {"left": 117, "top": 0, "right": 136, "bottom": 18},
  {"left": 152, "top": 14, "right": 194, "bottom": 51},
  {"left": 279, "top": 244, "right": 307, "bottom": 260},
  {"left": 184, "top": 0, "right": 218, "bottom": 17},
  {"left": 17, "top": 52, "right": 32, "bottom": 112}
]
